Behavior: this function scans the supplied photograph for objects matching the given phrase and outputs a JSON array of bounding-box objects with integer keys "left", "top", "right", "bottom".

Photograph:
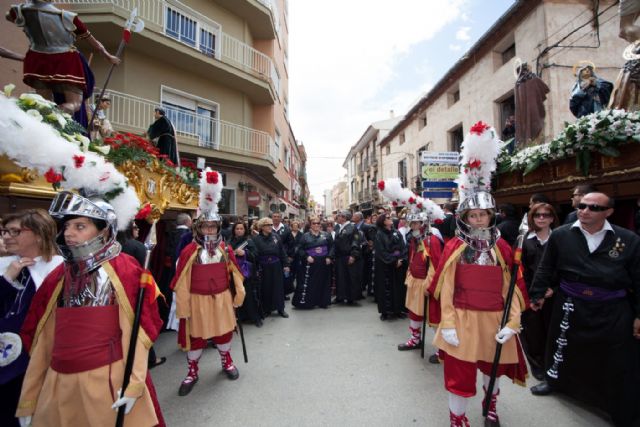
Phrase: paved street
[{"left": 151, "top": 299, "right": 612, "bottom": 426}]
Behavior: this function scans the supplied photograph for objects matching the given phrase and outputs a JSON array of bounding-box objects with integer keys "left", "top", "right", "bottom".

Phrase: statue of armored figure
[
  {"left": 569, "top": 63, "right": 613, "bottom": 118},
  {"left": 6, "top": 0, "right": 120, "bottom": 114}
]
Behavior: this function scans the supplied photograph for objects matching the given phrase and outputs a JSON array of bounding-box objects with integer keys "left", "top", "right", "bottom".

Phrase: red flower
[
  {"left": 408, "top": 197, "right": 416, "bottom": 204},
  {"left": 44, "top": 167, "right": 63, "bottom": 184},
  {"left": 181, "top": 160, "right": 197, "bottom": 170},
  {"left": 205, "top": 195, "right": 213, "bottom": 202},
  {"left": 206, "top": 171, "right": 219, "bottom": 184},
  {"left": 165, "top": 159, "right": 176, "bottom": 168},
  {"left": 392, "top": 201, "right": 398, "bottom": 207},
  {"left": 135, "top": 203, "right": 152, "bottom": 220},
  {"left": 377, "top": 180, "right": 385, "bottom": 191},
  {"left": 72, "top": 155, "right": 85, "bottom": 168},
  {"left": 434, "top": 218, "right": 444, "bottom": 225},
  {"left": 157, "top": 154, "right": 168, "bottom": 159},
  {"left": 468, "top": 159, "right": 481, "bottom": 169},
  {"left": 470, "top": 121, "right": 490, "bottom": 135},
  {"left": 416, "top": 203, "right": 423, "bottom": 209}
]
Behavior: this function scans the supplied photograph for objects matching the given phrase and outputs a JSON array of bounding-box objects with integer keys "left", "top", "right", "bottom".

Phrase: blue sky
[{"left": 289, "top": 0, "right": 515, "bottom": 201}]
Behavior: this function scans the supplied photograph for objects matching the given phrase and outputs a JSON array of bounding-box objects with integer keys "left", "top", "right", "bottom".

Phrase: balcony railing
[
  {"left": 58, "top": 0, "right": 279, "bottom": 96},
  {"left": 95, "top": 89, "right": 276, "bottom": 166}
]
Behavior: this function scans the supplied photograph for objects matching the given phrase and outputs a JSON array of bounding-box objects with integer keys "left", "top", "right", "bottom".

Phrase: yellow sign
[{"left": 422, "top": 164, "right": 458, "bottom": 179}]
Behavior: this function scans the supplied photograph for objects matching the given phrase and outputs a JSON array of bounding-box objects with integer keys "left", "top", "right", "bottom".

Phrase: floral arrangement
[{"left": 499, "top": 109, "right": 640, "bottom": 176}]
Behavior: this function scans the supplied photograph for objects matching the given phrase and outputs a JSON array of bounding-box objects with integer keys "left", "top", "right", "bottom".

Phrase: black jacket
[
  {"left": 333, "top": 222, "right": 362, "bottom": 259},
  {"left": 374, "top": 227, "right": 407, "bottom": 265}
]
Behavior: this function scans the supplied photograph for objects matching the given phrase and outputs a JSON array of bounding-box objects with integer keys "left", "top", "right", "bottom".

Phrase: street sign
[
  {"left": 423, "top": 191, "right": 454, "bottom": 199},
  {"left": 422, "top": 181, "right": 457, "bottom": 189},
  {"left": 421, "top": 151, "right": 459, "bottom": 164},
  {"left": 421, "top": 164, "right": 459, "bottom": 180},
  {"left": 246, "top": 191, "right": 261, "bottom": 207}
]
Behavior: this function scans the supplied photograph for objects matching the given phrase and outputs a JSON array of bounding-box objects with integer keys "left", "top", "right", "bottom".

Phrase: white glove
[
  {"left": 111, "top": 389, "right": 138, "bottom": 414},
  {"left": 441, "top": 328, "right": 459, "bottom": 347},
  {"left": 19, "top": 416, "right": 32, "bottom": 427},
  {"left": 495, "top": 326, "right": 517, "bottom": 344}
]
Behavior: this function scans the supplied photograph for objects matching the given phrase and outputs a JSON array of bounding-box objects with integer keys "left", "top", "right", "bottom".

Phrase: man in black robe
[
  {"left": 529, "top": 192, "right": 640, "bottom": 427},
  {"left": 147, "top": 108, "right": 179, "bottom": 165},
  {"left": 333, "top": 210, "right": 363, "bottom": 305},
  {"left": 271, "top": 212, "right": 295, "bottom": 297}
]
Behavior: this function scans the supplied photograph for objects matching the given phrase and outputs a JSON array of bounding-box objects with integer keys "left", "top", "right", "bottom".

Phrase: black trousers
[{"left": 0, "top": 373, "right": 24, "bottom": 427}]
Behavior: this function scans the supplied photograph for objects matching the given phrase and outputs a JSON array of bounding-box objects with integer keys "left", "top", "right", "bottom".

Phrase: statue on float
[
  {"left": 569, "top": 61, "right": 613, "bottom": 118},
  {"left": 6, "top": 0, "right": 120, "bottom": 115},
  {"left": 609, "top": 0, "right": 640, "bottom": 112}
]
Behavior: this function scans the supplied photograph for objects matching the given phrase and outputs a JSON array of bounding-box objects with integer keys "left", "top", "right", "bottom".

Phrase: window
[
  {"left": 399, "top": 132, "right": 406, "bottom": 145},
  {"left": 284, "top": 147, "right": 290, "bottom": 171},
  {"left": 452, "top": 90, "right": 460, "bottom": 103},
  {"left": 166, "top": 8, "right": 196, "bottom": 47},
  {"left": 398, "top": 159, "right": 408, "bottom": 187},
  {"left": 448, "top": 86, "right": 460, "bottom": 108},
  {"left": 162, "top": 88, "right": 219, "bottom": 148},
  {"left": 385, "top": 145, "right": 391, "bottom": 155},
  {"left": 219, "top": 189, "right": 235, "bottom": 215},
  {"left": 200, "top": 28, "right": 215, "bottom": 57},
  {"left": 274, "top": 129, "right": 281, "bottom": 162},
  {"left": 449, "top": 125, "right": 464, "bottom": 152},
  {"left": 419, "top": 112, "right": 427, "bottom": 130},
  {"left": 501, "top": 43, "right": 516, "bottom": 65}
]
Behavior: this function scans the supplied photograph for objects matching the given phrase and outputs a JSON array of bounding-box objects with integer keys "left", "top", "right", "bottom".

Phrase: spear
[
  {"left": 115, "top": 221, "right": 157, "bottom": 427},
  {"left": 482, "top": 232, "right": 525, "bottom": 418},
  {"left": 89, "top": 8, "right": 144, "bottom": 141}
]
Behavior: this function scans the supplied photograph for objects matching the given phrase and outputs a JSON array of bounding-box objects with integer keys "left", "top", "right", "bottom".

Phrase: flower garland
[{"left": 499, "top": 109, "right": 640, "bottom": 176}]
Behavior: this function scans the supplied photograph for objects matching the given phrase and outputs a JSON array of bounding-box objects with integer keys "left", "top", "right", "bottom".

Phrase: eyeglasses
[
  {"left": 311, "top": 222, "right": 320, "bottom": 225},
  {"left": 0, "top": 228, "right": 29, "bottom": 237},
  {"left": 577, "top": 203, "right": 610, "bottom": 212},
  {"left": 533, "top": 213, "right": 553, "bottom": 219},
  {"left": 263, "top": 223, "right": 273, "bottom": 227}
]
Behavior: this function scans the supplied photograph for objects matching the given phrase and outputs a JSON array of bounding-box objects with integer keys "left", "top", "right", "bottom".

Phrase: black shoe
[
  {"left": 380, "top": 313, "right": 389, "bottom": 321},
  {"left": 224, "top": 366, "right": 240, "bottom": 380},
  {"left": 284, "top": 296, "right": 291, "bottom": 301},
  {"left": 396, "top": 312, "right": 407, "bottom": 319},
  {"left": 398, "top": 341, "right": 421, "bottom": 351},
  {"left": 149, "top": 356, "right": 167, "bottom": 370},
  {"left": 278, "top": 310, "right": 289, "bottom": 318},
  {"left": 428, "top": 354, "right": 440, "bottom": 364},
  {"left": 346, "top": 301, "right": 361, "bottom": 307},
  {"left": 178, "top": 377, "right": 198, "bottom": 396},
  {"left": 255, "top": 318, "right": 263, "bottom": 328},
  {"left": 331, "top": 298, "right": 342, "bottom": 305},
  {"left": 484, "top": 418, "right": 500, "bottom": 427},
  {"left": 530, "top": 381, "right": 552, "bottom": 396}
]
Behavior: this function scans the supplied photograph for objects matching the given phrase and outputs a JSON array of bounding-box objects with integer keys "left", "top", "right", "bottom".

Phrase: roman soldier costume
[
  {"left": 428, "top": 122, "right": 528, "bottom": 427},
  {"left": 379, "top": 180, "right": 445, "bottom": 352},
  {"left": 171, "top": 168, "right": 245, "bottom": 396}
]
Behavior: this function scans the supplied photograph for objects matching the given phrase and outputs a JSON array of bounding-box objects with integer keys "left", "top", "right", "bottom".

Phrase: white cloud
[
  {"left": 449, "top": 44, "right": 462, "bottom": 51},
  {"left": 455, "top": 26, "right": 471, "bottom": 41},
  {"left": 289, "top": 0, "right": 467, "bottom": 201}
]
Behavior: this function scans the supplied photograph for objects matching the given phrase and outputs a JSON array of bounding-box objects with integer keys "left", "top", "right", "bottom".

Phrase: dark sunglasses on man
[{"left": 577, "top": 203, "right": 610, "bottom": 212}]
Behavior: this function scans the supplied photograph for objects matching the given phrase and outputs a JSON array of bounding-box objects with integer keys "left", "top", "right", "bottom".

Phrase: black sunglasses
[{"left": 577, "top": 203, "right": 609, "bottom": 212}]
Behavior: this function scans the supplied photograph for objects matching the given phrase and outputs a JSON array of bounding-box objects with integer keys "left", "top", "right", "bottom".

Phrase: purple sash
[
  {"left": 392, "top": 250, "right": 401, "bottom": 256},
  {"left": 259, "top": 255, "right": 280, "bottom": 265},
  {"left": 560, "top": 280, "right": 626, "bottom": 301},
  {"left": 306, "top": 246, "right": 328, "bottom": 257},
  {"left": 236, "top": 256, "right": 252, "bottom": 279}
]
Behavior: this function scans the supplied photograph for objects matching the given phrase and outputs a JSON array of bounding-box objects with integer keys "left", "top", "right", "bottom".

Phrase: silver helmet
[
  {"left": 49, "top": 191, "right": 121, "bottom": 272},
  {"left": 455, "top": 191, "right": 499, "bottom": 252}
]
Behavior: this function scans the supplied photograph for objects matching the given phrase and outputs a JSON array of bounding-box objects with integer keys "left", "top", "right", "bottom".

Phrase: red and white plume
[
  {"left": 198, "top": 167, "right": 223, "bottom": 217},
  {"left": 379, "top": 178, "right": 445, "bottom": 222},
  {"left": 455, "top": 121, "right": 502, "bottom": 204}
]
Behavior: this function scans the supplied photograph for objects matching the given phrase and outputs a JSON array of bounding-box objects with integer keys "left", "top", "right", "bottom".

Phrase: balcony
[
  {"left": 357, "top": 190, "right": 364, "bottom": 202},
  {"left": 210, "top": 0, "right": 278, "bottom": 39},
  {"left": 59, "top": 0, "right": 279, "bottom": 104},
  {"left": 97, "top": 89, "right": 278, "bottom": 172}
]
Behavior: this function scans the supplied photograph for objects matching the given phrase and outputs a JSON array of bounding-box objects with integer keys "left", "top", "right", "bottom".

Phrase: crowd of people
[{"left": 1, "top": 178, "right": 639, "bottom": 427}]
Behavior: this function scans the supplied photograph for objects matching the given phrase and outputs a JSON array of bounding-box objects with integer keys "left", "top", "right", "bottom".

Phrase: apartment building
[
  {"left": 343, "top": 115, "right": 402, "bottom": 214},
  {"left": 377, "top": 0, "right": 631, "bottom": 208},
  {"left": 1, "top": 0, "right": 306, "bottom": 218}
]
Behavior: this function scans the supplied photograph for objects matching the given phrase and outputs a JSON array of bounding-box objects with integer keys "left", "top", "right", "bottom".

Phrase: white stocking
[
  {"left": 187, "top": 349, "right": 203, "bottom": 361},
  {"left": 409, "top": 319, "right": 422, "bottom": 329},
  {"left": 216, "top": 341, "right": 231, "bottom": 352},
  {"left": 448, "top": 393, "right": 468, "bottom": 416},
  {"left": 482, "top": 374, "right": 500, "bottom": 393}
]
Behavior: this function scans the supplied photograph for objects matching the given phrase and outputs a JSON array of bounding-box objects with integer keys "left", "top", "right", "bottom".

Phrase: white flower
[
  {"left": 3, "top": 84, "right": 16, "bottom": 97},
  {"left": 46, "top": 112, "right": 67, "bottom": 129},
  {"left": 26, "top": 109, "right": 43, "bottom": 121},
  {"left": 92, "top": 144, "right": 111, "bottom": 155},
  {"left": 74, "top": 133, "right": 90, "bottom": 147}
]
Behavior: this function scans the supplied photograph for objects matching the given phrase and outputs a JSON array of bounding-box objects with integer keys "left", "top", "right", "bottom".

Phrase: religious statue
[
  {"left": 608, "top": 0, "right": 640, "bottom": 112},
  {"left": 5, "top": 0, "right": 120, "bottom": 114},
  {"left": 569, "top": 62, "right": 613, "bottom": 118},
  {"left": 513, "top": 60, "right": 549, "bottom": 147}
]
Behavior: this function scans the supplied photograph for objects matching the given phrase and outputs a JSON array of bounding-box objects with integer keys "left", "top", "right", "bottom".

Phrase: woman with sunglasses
[
  {"left": 520, "top": 203, "right": 559, "bottom": 381},
  {"left": 0, "top": 210, "right": 62, "bottom": 427},
  {"left": 292, "top": 217, "right": 334, "bottom": 309}
]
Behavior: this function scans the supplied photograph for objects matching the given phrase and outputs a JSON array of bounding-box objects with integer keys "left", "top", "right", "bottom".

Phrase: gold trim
[
  {"left": 103, "top": 262, "right": 153, "bottom": 349},
  {"left": 30, "top": 278, "right": 63, "bottom": 355},
  {"left": 432, "top": 244, "right": 466, "bottom": 299}
]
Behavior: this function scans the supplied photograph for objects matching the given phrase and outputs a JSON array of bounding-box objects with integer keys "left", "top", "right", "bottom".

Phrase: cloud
[
  {"left": 289, "top": 0, "right": 467, "bottom": 201},
  {"left": 449, "top": 44, "right": 462, "bottom": 51},
  {"left": 455, "top": 26, "right": 471, "bottom": 41}
]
